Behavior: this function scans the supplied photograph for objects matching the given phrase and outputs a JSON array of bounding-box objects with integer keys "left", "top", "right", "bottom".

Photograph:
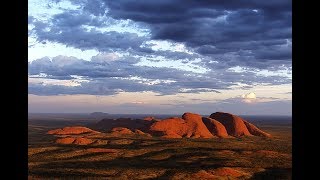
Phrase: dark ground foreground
[{"left": 28, "top": 115, "right": 292, "bottom": 180}]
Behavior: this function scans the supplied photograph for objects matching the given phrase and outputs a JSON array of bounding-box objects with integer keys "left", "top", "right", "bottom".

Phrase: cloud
[
  {"left": 33, "top": 26, "right": 149, "bottom": 52},
  {"left": 28, "top": 55, "right": 291, "bottom": 96},
  {"left": 29, "top": 8, "right": 151, "bottom": 53},
  {"left": 28, "top": 0, "right": 292, "bottom": 98},
  {"left": 91, "top": 52, "right": 120, "bottom": 63},
  {"left": 28, "top": 94, "right": 292, "bottom": 115},
  {"left": 242, "top": 92, "right": 256, "bottom": 99},
  {"left": 104, "top": 0, "right": 292, "bottom": 68},
  {"left": 29, "top": 0, "right": 292, "bottom": 69},
  {"left": 238, "top": 92, "right": 283, "bottom": 104},
  {"left": 241, "top": 92, "right": 256, "bottom": 103}
]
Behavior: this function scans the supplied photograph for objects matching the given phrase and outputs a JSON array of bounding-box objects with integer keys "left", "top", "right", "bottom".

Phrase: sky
[{"left": 28, "top": 0, "right": 292, "bottom": 115}]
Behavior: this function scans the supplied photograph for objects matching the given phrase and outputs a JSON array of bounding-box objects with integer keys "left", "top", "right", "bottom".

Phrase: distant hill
[{"left": 89, "top": 112, "right": 110, "bottom": 118}]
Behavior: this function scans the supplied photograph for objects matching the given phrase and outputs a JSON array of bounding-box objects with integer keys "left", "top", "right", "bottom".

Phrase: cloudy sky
[{"left": 28, "top": 0, "right": 292, "bottom": 115}]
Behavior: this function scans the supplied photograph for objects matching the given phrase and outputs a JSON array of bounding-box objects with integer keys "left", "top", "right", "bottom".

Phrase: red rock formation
[
  {"left": 143, "top": 116, "right": 155, "bottom": 121},
  {"left": 47, "top": 126, "right": 99, "bottom": 135},
  {"left": 90, "top": 118, "right": 153, "bottom": 132},
  {"left": 55, "top": 137, "right": 75, "bottom": 144},
  {"left": 55, "top": 137, "right": 94, "bottom": 145},
  {"left": 149, "top": 112, "right": 214, "bottom": 138},
  {"left": 49, "top": 112, "right": 271, "bottom": 140},
  {"left": 243, "top": 120, "right": 272, "bottom": 137},
  {"left": 134, "top": 129, "right": 152, "bottom": 137},
  {"left": 134, "top": 129, "right": 146, "bottom": 135},
  {"left": 181, "top": 112, "right": 214, "bottom": 138},
  {"left": 202, "top": 117, "right": 228, "bottom": 138},
  {"left": 210, "top": 112, "right": 251, "bottom": 137},
  {"left": 149, "top": 117, "right": 187, "bottom": 138},
  {"left": 111, "top": 127, "right": 134, "bottom": 135},
  {"left": 73, "top": 137, "right": 94, "bottom": 145}
]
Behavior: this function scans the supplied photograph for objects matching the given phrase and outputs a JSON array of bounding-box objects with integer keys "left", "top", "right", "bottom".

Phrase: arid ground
[{"left": 28, "top": 114, "right": 292, "bottom": 179}]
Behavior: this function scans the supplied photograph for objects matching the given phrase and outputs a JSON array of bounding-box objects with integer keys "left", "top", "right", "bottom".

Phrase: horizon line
[{"left": 28, "top": 112, "right": 292, "bottom": 117}]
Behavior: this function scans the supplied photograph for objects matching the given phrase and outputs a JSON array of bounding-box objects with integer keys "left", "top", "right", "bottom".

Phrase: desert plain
[{"left": 28, "top": 112, "right": 292, "bottom": 179}]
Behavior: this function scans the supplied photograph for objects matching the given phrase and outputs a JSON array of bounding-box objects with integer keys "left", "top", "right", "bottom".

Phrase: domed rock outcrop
[
  {"left": 48, "top": 112, "right": 272, "bottom": 140},
  {"left": 149, "top": 117, "right": 187, "bottom": 138},
  {"left": 55, "top": 137, "right": 94, "bottom": 145},
  {"left": 143, "top": 116, "right": 155, "bottom": 121},
  {"left": 134, "top": 129, "right": 152, "bottom": 137},
  {"left": 73, "top": 137, "right": 95, "bottom": 145},
  {"left": 89, "top": 118, "right": 154, "bottom": 132},
  {"left": 181, "top": 112, "right": 214, "bottom": 138},
  {"left": 111, "top": 127, "right": 134, "bottom": 135},
  {"left": 55, "top": 137, "right": 76, "bottom": 144},
  {"left": 47, "top": 126, "right": 99, "bottom": 135},
  {"left": 210, "top": 112, "right": 251, "bottom": 137},
  {"left": 202, "top": 117, "right": 228, "bottom": 138},
  {"left": 149, "top": 113, "right": 214, "bottom": 138}
]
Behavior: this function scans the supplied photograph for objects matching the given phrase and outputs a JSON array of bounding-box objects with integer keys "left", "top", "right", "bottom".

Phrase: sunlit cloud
[{"left": 241, "top": 92, "right": 256, "bottom": 103}]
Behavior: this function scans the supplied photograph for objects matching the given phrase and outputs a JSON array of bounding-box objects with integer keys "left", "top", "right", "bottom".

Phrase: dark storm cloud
[
  {"left": 180, "top": 89, "right": 221, "bottom": 94},
  {"left": 29, "top": 10, "right": 151, "bottom": 53},
  {"left": 28, "top": 55, "right": 187, "bottom": 80},
  {"left": 52, "top": 10, "right": 93, "bottom": 27},
  {"left": 30, "top": 0, "right": 292, "bottom": 69},
  {"left": 105, "top": 0, "right": 291, "bottom": 22},
  {"left": 29, "top": 83, "right": 116, "bottom": 96},
  {"left": 51, "top": 9, "right": 119, "bottom": 28},
  {"left": 138, "top": 49, "right": 201, "bottom": 61},
  {"left": 104, "top": 0, "right": 291, "bottom": 67},
  {"left": 28, "top": 55, "right": 291, "bottom": 96},
  {"left": 33, "top": 26, "right": 148, "bottom": 52}
]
